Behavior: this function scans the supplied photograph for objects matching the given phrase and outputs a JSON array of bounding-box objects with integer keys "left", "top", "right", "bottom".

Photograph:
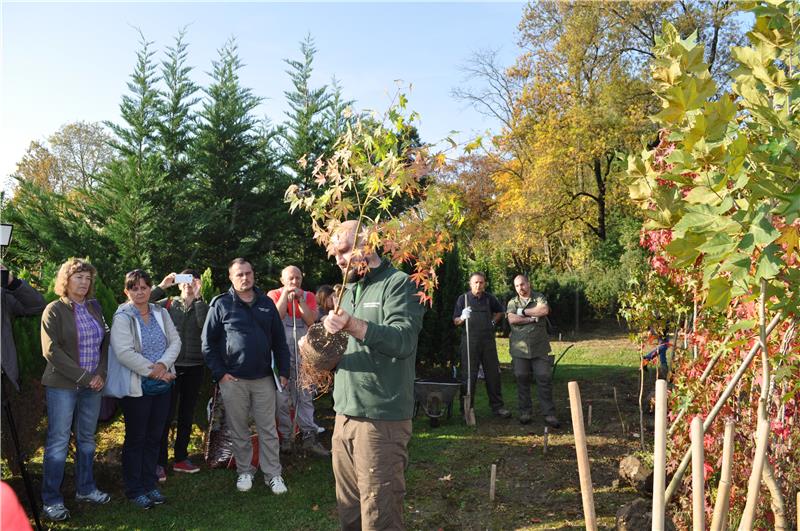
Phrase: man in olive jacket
[
  {"left": 506, "top": 274, "right": 559, "bottom": 428},
  {"left": 306, "top": 220, "right": 425, "bottom": 531}
]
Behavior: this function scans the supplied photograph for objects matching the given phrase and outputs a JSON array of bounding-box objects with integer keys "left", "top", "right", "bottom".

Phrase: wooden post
[
  {"left": 652, "top": 380, "right": 667, "bottom": 531},
  {"left": 543, "top": 426, "right": 549, "bottom": 455},
  {"left": 489, "top": 464, "right": 497, "bottom": 502},
  {"left": 568, "top": 381, "right": 597, "bottom": 531},
  {"left": 691, "top": 417, "right": 705, "bottom": 531},
  {"left": 710, "top": 420, "right": 735, "bottom": 531}
]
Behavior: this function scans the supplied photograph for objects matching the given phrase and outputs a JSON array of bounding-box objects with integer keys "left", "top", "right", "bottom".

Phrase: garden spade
[{"left": 463, "top": 299, "right": 476, "bottom": 426}]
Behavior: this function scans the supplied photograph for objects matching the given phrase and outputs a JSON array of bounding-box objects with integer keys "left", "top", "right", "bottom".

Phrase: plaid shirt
[{"left": 74, "top": 301, "right": 103, "bottom": 373}]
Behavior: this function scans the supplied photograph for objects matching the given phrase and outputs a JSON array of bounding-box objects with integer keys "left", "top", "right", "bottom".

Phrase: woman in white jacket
[{"left": 110, "top": 269, "right": 180, "bottom": 510}]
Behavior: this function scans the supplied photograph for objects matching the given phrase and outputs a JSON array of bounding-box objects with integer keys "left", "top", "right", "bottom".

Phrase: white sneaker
[
  {"left": 315, "top": 425, "right": 325, "bottom": 434},
  {"left": 267, "top": 475, "right": 287, "bottom": 495},
  {"left": 236, "top": 473, "right": 253, "bottom": 492}
]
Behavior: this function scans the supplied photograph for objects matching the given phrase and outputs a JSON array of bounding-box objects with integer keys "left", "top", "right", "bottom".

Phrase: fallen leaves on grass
[{"left": 438, "top": 474, "right": 453, "bottom": 482}]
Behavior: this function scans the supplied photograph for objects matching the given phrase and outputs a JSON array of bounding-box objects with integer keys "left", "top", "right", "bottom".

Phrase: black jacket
[{"left": 201, "top": 287, "right": 290, "bottom": 382}]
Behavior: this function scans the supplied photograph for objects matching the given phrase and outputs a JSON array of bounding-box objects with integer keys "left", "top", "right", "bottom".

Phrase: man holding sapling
[
  {"left": 303, "top": 220, "right": 425, "bottom": 530},
  {"left": 506, "top": 274, "right": 559, "bottom": 428},
  {"left": 453, "top": 272, "right": 511, "bottom": 418},
  {"left": 267, "top": 265, "right": 329, "bottom": 457}
]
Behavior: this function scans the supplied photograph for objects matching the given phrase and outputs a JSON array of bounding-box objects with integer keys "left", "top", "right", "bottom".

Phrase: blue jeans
[{"left": 41, "top": 386, "right": 102, "bottom": 505}]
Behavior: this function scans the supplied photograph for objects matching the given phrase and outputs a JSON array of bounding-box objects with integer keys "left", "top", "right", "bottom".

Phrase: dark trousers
[
  {"left": 120, "top": 393, "right": 171, "bottom": 499},
  {"left": 513, "top": 356, "right": 556, "bottom": 417},
  {"left": 460, "top": 336, "right": 504, "bottom": 412},
  {"left": 158, "top": 365, "right": 204, "bottom": 466}
]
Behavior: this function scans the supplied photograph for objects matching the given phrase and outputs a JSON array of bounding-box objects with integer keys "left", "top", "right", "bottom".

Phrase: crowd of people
[{"left": 2, "top": 220, "right": 561, "bottom": 529}]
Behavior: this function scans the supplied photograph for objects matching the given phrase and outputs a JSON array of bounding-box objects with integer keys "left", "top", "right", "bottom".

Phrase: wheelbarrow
[{"left": 413, "top": 377, "right": 461, "bottom": 428}]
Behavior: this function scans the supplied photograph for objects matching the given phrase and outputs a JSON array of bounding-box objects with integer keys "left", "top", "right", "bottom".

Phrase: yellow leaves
[{"left": 776, "top": 224, "right": 799, "bottom": 259}]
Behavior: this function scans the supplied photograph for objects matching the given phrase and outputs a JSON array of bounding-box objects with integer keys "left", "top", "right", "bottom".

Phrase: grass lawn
[{"left": 5, "top": 322, "right": 647, "bottom": 530}]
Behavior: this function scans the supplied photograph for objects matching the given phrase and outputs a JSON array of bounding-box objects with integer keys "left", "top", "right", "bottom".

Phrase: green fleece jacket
[{"left": 333, "top": 260, "right": 425, "bottom": 420}]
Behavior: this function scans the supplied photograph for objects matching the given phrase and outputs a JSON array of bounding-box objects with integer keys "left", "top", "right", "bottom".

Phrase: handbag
[
  {"left": 141, "top": 376, "right": 173, "bottom": 396},
  {"left": 103, "top": 339, "right": 132, "bottom": 398}
]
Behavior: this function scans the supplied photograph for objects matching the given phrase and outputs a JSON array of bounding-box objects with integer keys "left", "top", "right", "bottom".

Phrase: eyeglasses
[{"left": 126, "top": 284, "right": 151, "bottom": 292}]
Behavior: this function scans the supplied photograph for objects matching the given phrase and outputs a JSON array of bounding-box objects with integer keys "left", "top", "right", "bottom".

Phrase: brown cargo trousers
[{"left": 332, "top": 415, "right": 412, "bottom": 531}]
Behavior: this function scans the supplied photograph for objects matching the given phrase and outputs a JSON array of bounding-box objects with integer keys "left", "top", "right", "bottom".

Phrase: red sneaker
[{"left": 173, "top": 460, "right": 200, "bottom": 474}]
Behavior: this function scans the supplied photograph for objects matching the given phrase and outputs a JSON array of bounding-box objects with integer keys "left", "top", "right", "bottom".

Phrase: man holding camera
[
  {"left": 506, "top": 274, "right": 559, "bottom": 428},
  {"left": 1, "top": 266, "right": 46, "bottom": 391}
]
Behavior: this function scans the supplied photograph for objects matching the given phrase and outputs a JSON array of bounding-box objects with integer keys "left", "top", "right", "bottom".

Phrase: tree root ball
[{"left": 298, "top": 323, "right": 348, "bottom": 393}]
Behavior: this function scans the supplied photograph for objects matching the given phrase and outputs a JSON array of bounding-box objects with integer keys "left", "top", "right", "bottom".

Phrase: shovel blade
[{"left": 463, "top": 396, "right": 476, "bottom": 426}]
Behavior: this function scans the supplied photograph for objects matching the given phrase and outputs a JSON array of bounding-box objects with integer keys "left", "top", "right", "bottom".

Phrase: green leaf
[
  {"left": 707, "top": 276, "right": 732, "bottom": 310},
  {"left": 728, "top": 319, "right": 757, "bottom": 333},
  {"left": 749, "top": 208, "right": 781, "bottom": 246},
  {"left": 698, "top": 232, "right": 737, "bottom": 261},
  {"left": 684, "top": 186, "right": 721, "bottom": 205},
  {"left": 754, "top": 243, "right": 782, "bottom": 280},
  {"left": 665, "top": 232, "right": 706, "bottom": 268}
]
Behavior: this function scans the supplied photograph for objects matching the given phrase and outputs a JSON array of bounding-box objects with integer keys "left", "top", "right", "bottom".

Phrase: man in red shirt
[{"left": 267, "top": 266, "right": 329, "bottom": 457}]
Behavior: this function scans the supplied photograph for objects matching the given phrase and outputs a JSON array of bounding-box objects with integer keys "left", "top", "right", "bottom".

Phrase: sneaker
[
  {"left": 76, "top": 488, "right": 111, "bottom": 504},
  {"left": 131, "top": 494, "right": 154, "bottom": 510},
  {"left": 545, "top": 415, "right": 562, "bottom": 429},
  {"left": 315, "top": 425, "right": 326, "bottom": 434},
  {"left": 236, "top": 473, "right": 253, "bottom": 492},
  {"left": 494, "top": 408, "right": 512, "bottom": 419},
  {"left": 267, "top": 475, "right": 288, "bottom": 495},
  {"left": 173, "top": 460, "right": 200, "bottom": 474},
  {"left": 156, "top": 465, "right": 167, "bottom": 483},
  {"left": 302, "top": 436, "right": 331, "bottom": 457},
  {"left": 519, "top": 412, "right": 532, "bottom": 425},
  {"left": 42, "top": 503, "right": 70, "bottom": 521},
  {"left": 146, "top": 489, "right": 166, "bottom": 505}
]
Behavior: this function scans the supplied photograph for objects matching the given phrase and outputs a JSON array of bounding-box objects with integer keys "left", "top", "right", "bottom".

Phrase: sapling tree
[
  {"left": 285, "top": 90, "right": 462, "bottom": 390},
  {"left": 624, "top": 1, "right": 799, "bottom": 527}
]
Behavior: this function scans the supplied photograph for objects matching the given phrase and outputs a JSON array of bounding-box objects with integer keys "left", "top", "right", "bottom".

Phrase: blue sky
[{"left": 1, "top": 2, "right": 526, "bottom": 184}]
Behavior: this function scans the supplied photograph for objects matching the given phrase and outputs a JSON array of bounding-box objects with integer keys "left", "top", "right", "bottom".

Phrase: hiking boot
[
  {"left": 519, "top": 412, "right": 532, "bottom": 425},
  {"left": 146, "top": 489, "right": 166, "bottom": 505},
  {"left": 236, "top": 473, "right": 253, "bottom": 492},
  {"left": 302, "top": 436, "right": 331, "bottom": 457},
  {"left": 280, "top": 439, "right": 293, "bottom": 454},
  {"left": 267, "top": 475, "right": 288, "bottom": 495},
  {"left": 545, "top": 415, "right": 561, "bottom": 429},
  {"left": 173, "top": 459, "right": 200, "bottom": 474},
  {"left": 156, "top": 464, "right": 167, "bottom": 483},
  {"left": 42, "top": 503, "right": 70, "bottom": 521},
  {"left": 493, "top": 408, "right": 512, "bottom": 419},
  {"left": 131, "top": 495, "right": 154, "bottom": 510},
  {"left": 76, "top": 488, "right": 111, "bottom": 504}
]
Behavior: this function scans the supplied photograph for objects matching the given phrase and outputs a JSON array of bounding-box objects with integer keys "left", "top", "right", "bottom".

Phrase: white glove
[{"left": 460, "top": 307, "right": 472, "bottom": 321}]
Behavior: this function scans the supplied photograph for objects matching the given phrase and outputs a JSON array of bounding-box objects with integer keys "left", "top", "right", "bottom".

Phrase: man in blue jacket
[{"left": 202, "top": 258, "right": 290, "bottom": 495}]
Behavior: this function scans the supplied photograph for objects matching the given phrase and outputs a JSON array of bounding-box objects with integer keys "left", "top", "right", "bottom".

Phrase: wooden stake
[
  {"left": 652, "top": 380, "right": 667, "bottom": 531},
  {"left": 691, "top": 417, "right": 705, "bottom": 531},
  {"left": 489, "top": 464, "right": 497, "bottom": 502},
  {"left": 587, "top": 403, "right": 592, "bottom": 427},
  {"left": 543, "top": 426, "right": 549, "bottom": 455},
  {"left": 612, "top": 386, "right": 625, "bottom": 434},
  {"left": 568, "top": 381, "right": 597, "bottom": 531},
  {"left": 710, "top": 420, "right": 734, "bottom": 531}
]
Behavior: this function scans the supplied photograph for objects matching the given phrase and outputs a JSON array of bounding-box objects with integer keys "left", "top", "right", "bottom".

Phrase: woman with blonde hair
[
  {"left": 110, "top": 269, "right": 180, "bottom": 509},
  {"left": 40, "top": 258, "right": 110, "bottom": 522}
]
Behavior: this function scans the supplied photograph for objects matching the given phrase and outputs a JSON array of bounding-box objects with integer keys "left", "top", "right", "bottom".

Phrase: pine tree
[
  {"left": 191, "top": 39, "right": 283, "bottom": 286},
  {"left": 95, "top": 32, "right": 166, "bottom": 277}
]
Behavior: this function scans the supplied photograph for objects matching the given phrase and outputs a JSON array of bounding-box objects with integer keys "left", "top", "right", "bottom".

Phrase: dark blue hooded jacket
[{"left": 202, "top": 286, "right": 290, "bottom": 382}]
